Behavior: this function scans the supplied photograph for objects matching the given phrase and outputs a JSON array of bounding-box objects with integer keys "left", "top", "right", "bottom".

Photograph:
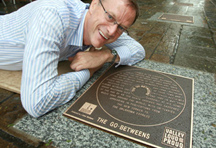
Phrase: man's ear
[{"left": 89, "top": 0, "right": 98, "bottom": 14}]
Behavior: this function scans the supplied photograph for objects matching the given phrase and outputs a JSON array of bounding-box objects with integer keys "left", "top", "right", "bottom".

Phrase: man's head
[{"left": 83, "top": 0, "right": 139, "bottom": 48}]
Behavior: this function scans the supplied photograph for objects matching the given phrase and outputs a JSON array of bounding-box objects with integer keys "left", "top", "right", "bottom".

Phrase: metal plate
[
  {"left": 175, "top": 2, "right": 193, "bottom": 7},
  {"left": 158, "top": 13, "right": 194, "bottom": 24},
  {"left": 64, "top": 65, "right": 194, "bottom": 148}
]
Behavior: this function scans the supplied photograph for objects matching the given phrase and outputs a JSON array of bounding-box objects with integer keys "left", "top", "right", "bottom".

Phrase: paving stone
[
  {"left": 208, "top": 20, "right": 216, "bottom": 29},
  {"left": 0, "top": 89, "right": 45, "bottom": 147},
  {"left": 0, "top": 88, "right": 13, "bottom": 103},
  {"left": 179, "top": 34, "right": 215, "bottom": 48},
  {"left": 149, "top": 22, "right": 170, "bottom": 34},
  {"left": 174, "top": 53, "right": 216, "bottom": 73},
  {"left": 143, "top": 48, "right": 154, "bottom": 59},
  {"left": 139, "top": 33, "right": 163, "bottom": 51},
  {"left": 186, "top": 7, "right": 205, "bottom": 16},
  {"left": 137, "top": 0, "right": 164, "bottom": 6},
  {"left": 0, "top": 93, "right": 26, "bottom": 127},
  {"left": 213, "top": 33, "right": 216, "bottom": 44},
  {"left": 204, "top": 0, "right": 216, "bottom": 29},
  {"left": 130, "top": 19, "right": 156, "bottom": 31},
  {"left": 182, "top": 26, "right": 212, "bottom": 37},
  {"left": 176, "top": 45, "right": 216, "bottom": 59},
  {"left": 175, "top": 24, "right": 216, "bottom": 73},
  {"left": 154, "top": 41, "right": 176, "bottom": 55},
  {"left": 139, "top": 10, "right": 154, "bottom": 19},
  {"left": 154, "top": 24, "right": 181, "bottom": 55},
  {"left": 185, "top": 1, "right": 205, "bottom": 16},
  {"left": 138, "top": 5, "right": 154, "bottom": 10},
  {"left": 150, "top": 53, "right": 170, "bottom": 63},
  {"left": 128, "top": 29, "right": 146, "bottom": 41},
  {"left": 169, "top": 5, "right": 187, "bottom": 14},
  {"left": 0, "top": 137, "right": 18, "bottom": 148},
  {"left": 128, "top": 20, "right": 154, "bottom": 41}
]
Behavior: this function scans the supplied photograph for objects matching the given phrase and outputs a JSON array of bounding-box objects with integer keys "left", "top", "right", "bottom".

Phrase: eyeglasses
[{"left": 99, "top": 0, "right": 129, "bottom": 35}]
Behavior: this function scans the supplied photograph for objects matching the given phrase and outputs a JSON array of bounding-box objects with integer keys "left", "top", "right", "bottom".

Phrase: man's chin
[
  {"left": 92, "top": 42, "right": 105, "bottom": 48},
  {"left": 92, "top": 38, "right": 114, "bottom": 48}
]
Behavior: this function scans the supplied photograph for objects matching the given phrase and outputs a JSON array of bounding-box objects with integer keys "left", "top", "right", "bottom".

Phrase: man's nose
[{"left": 108, "top": 24, "right": 118, "bottom": 36}]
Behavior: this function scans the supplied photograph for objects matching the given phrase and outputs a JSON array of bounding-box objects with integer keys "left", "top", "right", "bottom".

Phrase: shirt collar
[{"left": 68, "top": 6, "right": 90, "bottom": 50}]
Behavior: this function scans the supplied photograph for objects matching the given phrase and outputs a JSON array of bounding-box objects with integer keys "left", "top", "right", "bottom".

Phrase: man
[{"left": 0, "top": 0, "right": 145, "bottom": 117}]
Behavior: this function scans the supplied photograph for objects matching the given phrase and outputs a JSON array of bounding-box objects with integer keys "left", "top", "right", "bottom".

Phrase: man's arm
[{"left": 21, "top": 7, "right": 90, "bottom": 118}]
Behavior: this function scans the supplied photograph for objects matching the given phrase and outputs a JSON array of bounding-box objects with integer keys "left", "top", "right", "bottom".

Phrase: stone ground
[{"left": 0, "top": 0, "right": 215, "bottom": 147}]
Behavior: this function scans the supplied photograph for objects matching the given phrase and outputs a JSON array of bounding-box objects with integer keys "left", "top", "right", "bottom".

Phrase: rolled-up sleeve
[{"left": 106, "top": 32, "right": 145, "bottom": 66}]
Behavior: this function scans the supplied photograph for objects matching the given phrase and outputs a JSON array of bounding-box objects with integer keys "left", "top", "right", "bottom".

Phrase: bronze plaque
[
  {"left": 175, "top": 2, "right": 193, "bottom": 7},
  {"left": 158, "top": 13, "right": 194, "bottom": 24},
  {"left": 64, "top": 65, "right": 194, "bottom": 148}
]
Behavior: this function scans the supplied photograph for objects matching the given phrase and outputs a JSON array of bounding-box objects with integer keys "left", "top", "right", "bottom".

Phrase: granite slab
[{"left": 14, "top": 60, "right": 216, "bottom": 148}]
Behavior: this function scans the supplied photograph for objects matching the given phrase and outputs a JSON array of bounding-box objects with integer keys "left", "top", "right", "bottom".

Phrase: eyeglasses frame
[{"left": 99, "top": 0, "right": 129, "bottom": 35}]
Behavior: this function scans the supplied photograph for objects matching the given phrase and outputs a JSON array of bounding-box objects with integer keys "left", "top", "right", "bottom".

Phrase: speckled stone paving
[{"left": 14, "top": 60, "right": 216, "bottom": 148}]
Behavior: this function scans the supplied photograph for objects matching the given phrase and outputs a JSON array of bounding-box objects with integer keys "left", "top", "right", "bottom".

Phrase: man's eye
[
  {"left": 118, "top": 25, "right": 125, "bottom": 31},
  {"left": 108, "top": 14, "right": 114, "bottom": 20}
]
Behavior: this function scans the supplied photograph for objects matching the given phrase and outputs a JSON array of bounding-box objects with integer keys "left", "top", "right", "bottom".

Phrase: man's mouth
[{"left": 99, "top": 30, "right": 108, "bottom": 40}]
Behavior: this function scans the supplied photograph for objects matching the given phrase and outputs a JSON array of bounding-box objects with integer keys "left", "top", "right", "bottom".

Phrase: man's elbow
[
  {"left": 23, "top": 105, "right": 43, "bottom": 118},
  {"left": 21, "top": 96, "right": 45, "bottom": 118},
  {"left": 138, "top": 44, "right": 146, "bottom": 60},
  {"left": 142, "top": 47, "right": 146, "bottom": 59}
]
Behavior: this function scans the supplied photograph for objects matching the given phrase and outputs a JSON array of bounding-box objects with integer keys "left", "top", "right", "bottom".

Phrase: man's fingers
[
  {"left": 70, "top": 62, "right": 85, "bottom": 71},
  {"left": 68, "top": 57, "right": 74, "bottom": 61},
  {"left": 70, "top": 63, "right": 77, "bottom": 70}
]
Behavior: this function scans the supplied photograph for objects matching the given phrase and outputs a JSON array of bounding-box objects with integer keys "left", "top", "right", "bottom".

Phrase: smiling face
[{"left": 83, "top": 0, "right": 136, "bottom": 48}]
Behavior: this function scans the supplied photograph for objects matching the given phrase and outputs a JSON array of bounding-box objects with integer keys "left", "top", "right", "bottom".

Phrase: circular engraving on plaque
[
  {"left": 96, "top": 69, "right": 186, "bottom": 127},
  {"left": 131, "top": 85, "right": 151, "bottom": 97}
]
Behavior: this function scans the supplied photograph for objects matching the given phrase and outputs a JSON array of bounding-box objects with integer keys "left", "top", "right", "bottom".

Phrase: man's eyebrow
[
  {"left": 109, "top": 11, "right": 128, "bottom": 29},
  {"left": 108, "top": 11, "right": 116, "bottom": 19}
]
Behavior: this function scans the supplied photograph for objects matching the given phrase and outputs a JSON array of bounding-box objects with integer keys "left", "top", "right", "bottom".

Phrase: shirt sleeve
[
  {"left": 105, "top": 32, "right": 145, "bottom": 66},
  {"left": 21, "top": 6, "right": 90, "bottom": 118}
]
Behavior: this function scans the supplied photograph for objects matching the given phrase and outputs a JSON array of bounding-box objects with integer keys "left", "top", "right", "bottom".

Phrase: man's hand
[
  {"left": 68, "top": 47, "right": 113, "bottom": 72},
  {"left": 88, "top": 66, "right": 103, "bottom": 77}
]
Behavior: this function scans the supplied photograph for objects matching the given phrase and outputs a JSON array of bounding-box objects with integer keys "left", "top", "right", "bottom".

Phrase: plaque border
[{"left": 64, "top": 65, "right": 194, "bottom": 148}]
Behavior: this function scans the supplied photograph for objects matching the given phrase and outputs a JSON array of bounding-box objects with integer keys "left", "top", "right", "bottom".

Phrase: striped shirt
[{"left": 0, "top": 0, "right": 145, "bottom": 117}]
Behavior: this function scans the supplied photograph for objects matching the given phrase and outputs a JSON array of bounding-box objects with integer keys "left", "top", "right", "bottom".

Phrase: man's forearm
[{"left": 21, "top": 69, "right": 90, "bottom": 118}]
